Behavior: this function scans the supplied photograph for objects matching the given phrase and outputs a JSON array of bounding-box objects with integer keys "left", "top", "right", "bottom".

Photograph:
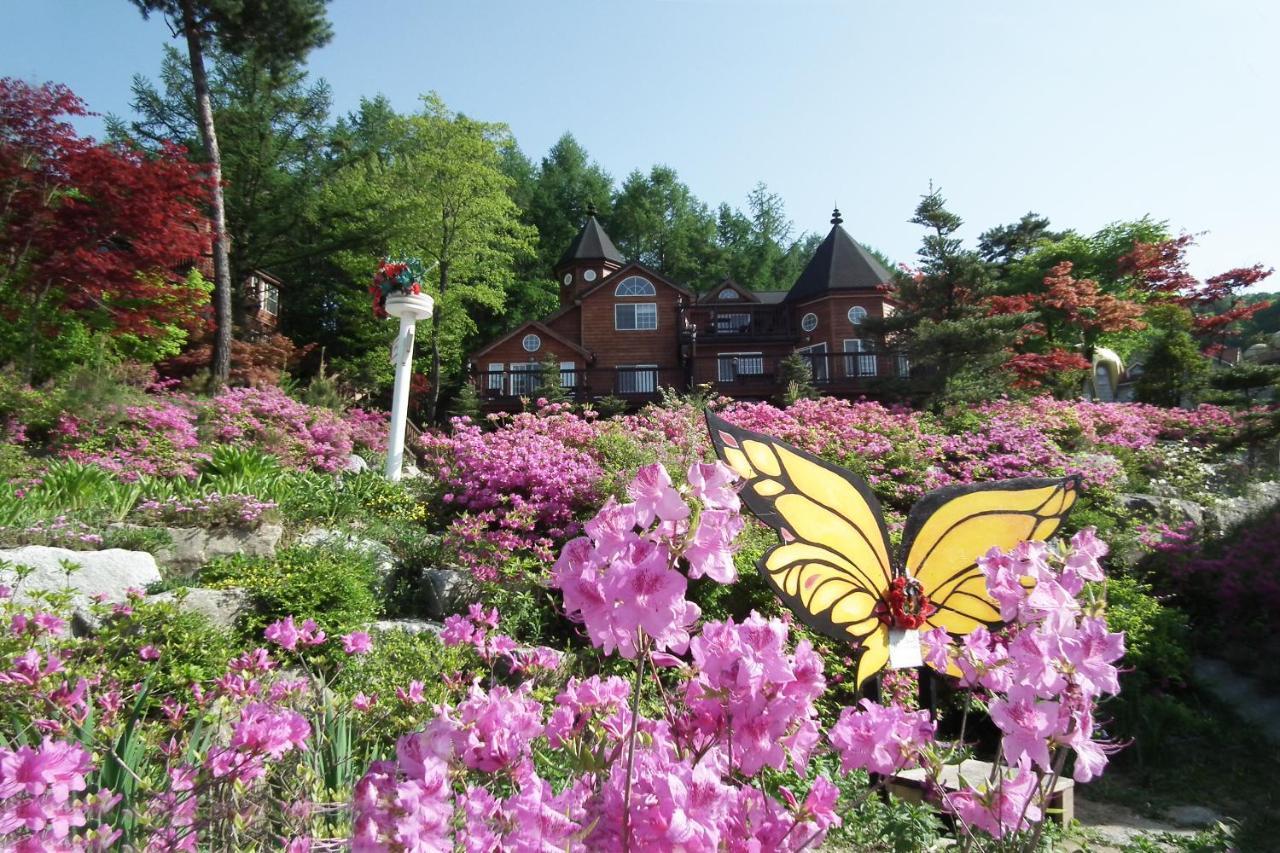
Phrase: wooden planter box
[{"left": 888, "top": 758, "right": 1075, "bottom": 826}]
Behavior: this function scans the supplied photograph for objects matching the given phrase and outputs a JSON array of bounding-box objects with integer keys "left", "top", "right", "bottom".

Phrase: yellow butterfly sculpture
[{"left": 706, "top": 412, "right": 1080, "bottom": 689}]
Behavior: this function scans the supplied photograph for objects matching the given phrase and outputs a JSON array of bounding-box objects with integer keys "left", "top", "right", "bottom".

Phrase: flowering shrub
[
  {"left": 417, "top": 408, "right": 605, "bottom": 579},
  {"left": 130, "top": 493, "right": 278, "bottom": 528},
  {"left": 0, "top": 517, "right": 104, "bottom": 549},
  {"left": 203, "top": 386, "right": 356, "bottom": 472},
  {"left": 51, "top": 400, "right": 206, "bottom": 480}
]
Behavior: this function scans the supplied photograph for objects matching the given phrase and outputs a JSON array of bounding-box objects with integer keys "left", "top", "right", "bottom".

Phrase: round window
[
  {"left": 801, "top": 313, "right": 818, "bottom": 332},
  {"left": 848, "top": 306, "right": 868, "bottom": 325},
  {"left": 562, "top": 273, "right": 573, "bottom": 286},
  {"left": 522, "top": 334, "right": 541, "bottom": 353},
  {"left": 583, "top": 269, "right": 597, "bottom": 282}
]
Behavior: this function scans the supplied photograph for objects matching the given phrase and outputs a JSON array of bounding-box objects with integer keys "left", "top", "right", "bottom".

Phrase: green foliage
[
  {"left": 479, "top": 555, "right": 575, "bottom": 647},
  {"left": 334, "top": 628, "right": 470, "bottom": 751},
  {"left": 1103, "top": 576, "right": 1191, "bottom": 686},
  {"left": 1136, "top": 305, "right": 1209, "bottom": 407},
  {"left": 688, "top": 520, "right": 780, "bottom": 625},
  {"left": 201, "top": 544, "right": 380, "bottom": 642},
  {"left": 537, "top": 355, "right": 569, "bottom": 404},
  {"left": 594, "top": 395, "right": 629, "bottom": 419},
  {"left": 1206, "top": 361, "right": 1280, "bottom": 406},
  {"left": 25, "top": 461, "right": 142, "bottom": 520},
  {"left": 91, "top": 596, "right": 236, "bottom": 703},
  {"left": 776, "top": 352, "right": 817, "bottom": 404},
  {"left": 448, "top": 379, "right": 482, "bottom": 420}
]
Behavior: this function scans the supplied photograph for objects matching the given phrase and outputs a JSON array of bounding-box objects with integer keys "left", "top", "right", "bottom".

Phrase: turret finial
[
  {"left": 587, "top": 202, "right": 598, "bottom": 217},
  {"left": 831, "top": 205, "right": 843, "bottom": 226}
]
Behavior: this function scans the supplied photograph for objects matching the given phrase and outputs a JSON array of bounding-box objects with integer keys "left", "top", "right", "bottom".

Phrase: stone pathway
[
  {"left": 1069, "top": 797, "right": 1204, "bottom": 851},
  {"left": 1191, "top": 657, "right": 1280, "bottom": 745}
]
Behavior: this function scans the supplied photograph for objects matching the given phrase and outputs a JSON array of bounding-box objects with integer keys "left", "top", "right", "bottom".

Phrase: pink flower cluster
[
  {"left": 0, "top": 738, "right": 119, "bottom": 849},
  {"left": 682, "top": 613, "right": 826, "bottom": 775},
  {"left": 920, "top": 529, "right": 1125, "bottom": 837},
  {"left": 204, "top": 386, "right": 356, "bottom": 472},
  {"left": 53, "top": 400, "right": 206, "bottom": 480},
  {"left": 551, "top": 461, "right": 742, "bottom": 659},
  {"left": 828, "top": 699, "right": 936, "bottom": 776},
  {"left": 418, "top": 408, "right": 605, "bottom": 578},
  {"left": 131, "top": 492, "right": 277, "bottom": 528},
  {"left": 441, "top": 604, "right": 562, "bottom": 676}
]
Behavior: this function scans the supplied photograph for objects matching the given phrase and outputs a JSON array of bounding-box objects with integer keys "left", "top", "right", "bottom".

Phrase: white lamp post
[{"left": 383, "top": 290, "right": 435, "bottom": 481}]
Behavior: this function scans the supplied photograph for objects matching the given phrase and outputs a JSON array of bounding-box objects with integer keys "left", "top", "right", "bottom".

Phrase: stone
[
  {"left": 422, "top": 567, "right": 480, "bottom": 619},
  {"left": 1165, "top": 805, "right": 1224, "bottom": 829},
  {"left": 890, "top": 758, "right": 1075, "bottom": 825},
  {"left": 298, "top": 527, "right": 396, "bottom": 579},
  {"left": 0, "top": 546, "right": 160, "bottom": 611},
  {"left": 372, "top": 619, "right": 442, "bottom": 637},
  {"left": 1203, "top": 482, "right": 1280, "bottom": 536},
  {"left": 156, "top": 523, "right": 283, "bottom": 576},
  {"left": 1117, "top": 493, "right": 1204, "bottom": 528},
  {"left": 344, "top": 454, "right": 369, "bottom": 474},
  {"left": 149, "top": 587, "right": 251, "bottom": 631}
]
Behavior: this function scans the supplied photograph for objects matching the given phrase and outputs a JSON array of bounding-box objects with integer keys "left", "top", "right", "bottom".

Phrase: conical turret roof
[
  {"left": 785, "top": 208, "right": 892, "bottom": 303},
  {"left": 556, "top": 207, "right": 624, "bottom": 268}
]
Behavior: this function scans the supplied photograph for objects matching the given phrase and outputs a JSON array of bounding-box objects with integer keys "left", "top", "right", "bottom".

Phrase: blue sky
[{"left": 4, "top": 0, "right": 1278, "bottom": 284}]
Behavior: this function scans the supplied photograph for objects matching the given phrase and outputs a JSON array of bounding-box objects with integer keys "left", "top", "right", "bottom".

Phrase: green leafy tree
[
  {"left": 323, "top": 95, "right": 534, "bottom": 421},
  {"left": 127, "top": 0, "right": 331, "bottom": 384},
  {"left": 1207, "top": 361, "right": 1280, "bottom": 406},
  {"left": 610, "top": 165, "right": 720, "bottom": 289},
  {"left": 1136, "top": 305, "right": 1208, "bottom": 406},
  {"left": 527, "top": 134, "right": 613, "bottom": 275}
]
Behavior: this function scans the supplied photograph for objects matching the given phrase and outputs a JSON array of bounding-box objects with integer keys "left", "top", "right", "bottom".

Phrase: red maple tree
[
  {"left": 987, "top": 261, "right": 1145, "bottom": 389},
  {"left": 0, "top": 78, "right": 211, "bottom": 361},
  {"left": 1119, "top": 236, "right": 1273, "bottom": 348}
]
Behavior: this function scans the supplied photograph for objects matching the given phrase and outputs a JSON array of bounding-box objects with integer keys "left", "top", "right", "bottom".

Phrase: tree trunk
[
  {"left": 181, "top": 0, "right": 233, "bottom": 385},
  {"left": 427, "top": 261, "right": 446, "bottom": 422}
]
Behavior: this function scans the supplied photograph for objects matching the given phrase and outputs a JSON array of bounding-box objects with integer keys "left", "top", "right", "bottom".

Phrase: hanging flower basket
[{"left": 369, "top": 257, "right": 430, "bottom": 319}]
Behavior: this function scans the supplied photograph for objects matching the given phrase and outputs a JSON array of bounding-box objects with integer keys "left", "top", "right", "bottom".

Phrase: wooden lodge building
[{"left": 469, "top": 207, "right": 909, "bottom": 407}]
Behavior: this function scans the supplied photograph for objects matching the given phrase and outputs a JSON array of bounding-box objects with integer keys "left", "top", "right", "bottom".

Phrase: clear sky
[{"left": 3, "top": 0, "right": 1277, "bottom": 283}]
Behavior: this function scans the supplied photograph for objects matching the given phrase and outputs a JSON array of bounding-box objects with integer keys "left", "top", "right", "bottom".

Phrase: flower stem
[{"left": 621, "top": 637, "right": 648, "bottom": 852}]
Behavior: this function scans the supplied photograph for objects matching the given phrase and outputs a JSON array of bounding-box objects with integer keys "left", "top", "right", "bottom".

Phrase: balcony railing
[
  {"left": 691, "top": 306, "right": 796, "bottom": 340},
  {"left": 699, "top": 350, "right": 911, "bottom": 388},
  {"left": 475, "top": 366, "right": 686, "bottom": 403}
]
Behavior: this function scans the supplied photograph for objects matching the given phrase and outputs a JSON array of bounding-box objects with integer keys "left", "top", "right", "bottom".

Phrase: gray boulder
[
  {"left": 422, "top": 567, "right": 480, "bottom": 619},
  {"left": 1117, "top": 493, "right": 1204, "bottom": 528},
  {"left": 149, "top": 587, "right": 251, "bottom": 631},
  {"left": 372, "top": 618, "right": 442, "bottom": 637},
  {"left": 344, "top": 454, "right": 369, "bottom": 474},
  {"left": 0, "top": 546, "right": 160, "bottom": 611},
  {"left": 157, "top": 523, "right": 283, "bottom": 576},
  {"left": 298, "top": 527, "right": 396, "bottom": 579},
  {"left": 1204, "top": 480, "right": 1280, "bottom": 535}
]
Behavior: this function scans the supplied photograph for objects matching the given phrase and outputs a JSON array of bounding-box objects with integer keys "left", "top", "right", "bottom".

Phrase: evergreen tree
[
  {"left": 1136, "top": 305, "right": 1208, "bottom": 407},
  {"left": 128, "top": 0, "right": 332, "bottom": 384},
  {"left": 883, "top": 189, "right": 1021, "bottom": 405}
]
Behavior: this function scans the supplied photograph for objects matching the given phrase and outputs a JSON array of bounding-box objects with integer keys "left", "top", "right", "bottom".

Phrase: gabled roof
[
  {"left": 555, "top": 211, "right": 624, "bottom": 269},
  {"left": 698, "top": 278, "right": 759, "bottom": 303},
  {"left": 785, "top": 209, "right": 892, "bottom": 304},
  {"left": 471, "top": 320, "right": 591, "bottom": 361},
  {"left": 755, "top": 291, "right": 787, "bottom": 305},
  {"left": 576, "top": 261, "right": 693, "bottom": 301}
]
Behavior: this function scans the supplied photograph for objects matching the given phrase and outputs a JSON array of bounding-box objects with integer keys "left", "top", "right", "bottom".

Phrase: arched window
[
  {"left": 848, "top": 306, "right": 868, "bottom": 326},
  {"left": 614, "top": 276, "right": 656, "bottom": 297},
  {"left": 522, "top": 333, "right": 541, "bottom": 353},
  {"left": 717, "top": 288, "right": 739, "bottom": 300},
  {"left": 801, "top": 312, "right": 818, "bottom": 332}
]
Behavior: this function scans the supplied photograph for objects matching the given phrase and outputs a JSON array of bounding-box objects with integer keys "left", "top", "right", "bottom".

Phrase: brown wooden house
[{"left": 469, "top": 207, "right": 907, "bottom": 408}]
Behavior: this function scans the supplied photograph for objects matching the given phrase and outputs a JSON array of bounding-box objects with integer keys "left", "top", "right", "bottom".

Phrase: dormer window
[
  {"left": 614, "top": 276, "right": 656, "bottom": 297},
  {"left": 250, "top": 274, "right": 279, "bottom": 317},
  {"left": 718, "top": 288, "right": 739, "bottom": 300}
]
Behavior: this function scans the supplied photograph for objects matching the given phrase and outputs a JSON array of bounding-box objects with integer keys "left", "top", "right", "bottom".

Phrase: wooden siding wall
[{"left": 578, "top": 276, "right": 683, "bottom": 369}]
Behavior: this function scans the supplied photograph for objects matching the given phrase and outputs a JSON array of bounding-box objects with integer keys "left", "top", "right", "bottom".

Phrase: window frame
[
  {"left": 508, "top": 362, "right": 540, "bottom": 396},
  {"left": 521, "top": 333, "right": 541, "bottom": 353},
  {"left": 615, "top": 302, "right": 658, "bottom": 331},
  {"left": 800, "top": 312, "right": 819, "bottom": 332},
  {"left": 796, "top": 342, "right": 829, "bottom": 382},
  {"left": 486, "top": 362, "right": 504, "bottom": 392},
  {"left": 614, "top": 276, "right": 656, "bottom": 297},
  {"left": 847, "top": 305, "right": 868, "bottom": 326},
  {"left": 717, "top": 288, "right": 740, "bottom": 300},
  {"left": 843, "top": 338, "right": 876, "bottom": 377}
]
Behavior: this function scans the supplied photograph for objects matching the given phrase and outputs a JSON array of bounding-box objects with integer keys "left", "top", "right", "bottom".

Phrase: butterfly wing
[
  {"left": 706, "top": 413, "right": 894, "bottom": 687},
  {"left": 902, "top": 476, "right": 1081, "bottom": 637}
]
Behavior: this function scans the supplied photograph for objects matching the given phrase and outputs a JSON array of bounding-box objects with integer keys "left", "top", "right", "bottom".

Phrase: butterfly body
[{"left": 706, "top": 412, "right": 1080, "bottom": 688}]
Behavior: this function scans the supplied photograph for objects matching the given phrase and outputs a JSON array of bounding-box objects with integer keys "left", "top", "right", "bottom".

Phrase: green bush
[
  {"left": 1104, "top": 575, "right": 1192, "bottom": 687},
  {"left": 334, "top": 628, "right": 471, "bottom": 752},
  {"left": 89, "top": 596, "right": 237, "bottom": 705},
  {"left": 201, "top": 544, "right": 380, "bottom": 643}
]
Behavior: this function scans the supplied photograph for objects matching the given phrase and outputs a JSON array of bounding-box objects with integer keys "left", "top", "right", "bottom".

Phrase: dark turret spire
[
  {"left": 783, "top": 210, "right": 891, "bottom": 303},
  {"left": 555, "top": 208, "right": 624, "bottom": 269}
]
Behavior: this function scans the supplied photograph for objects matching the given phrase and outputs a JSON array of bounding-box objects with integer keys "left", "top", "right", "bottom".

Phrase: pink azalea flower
[
  {"left": 989, "top": 685, "right": 1057, "bottom": 771},
  {"left": 342, "top": 631, "right": 373, "bottom": 656},
  {"left": 138, "top": 645, "right": 161, "bottom": 662},
  {"left": 627, "top": 463, "right": 690, "bottom": 527}
]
